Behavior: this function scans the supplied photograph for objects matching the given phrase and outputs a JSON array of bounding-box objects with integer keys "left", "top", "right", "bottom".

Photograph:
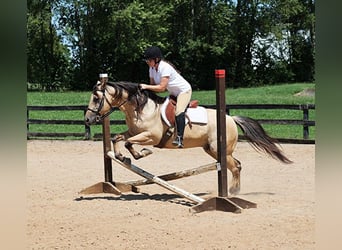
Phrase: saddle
[
  {"left": 165, "top": 95, "right": 199, "bottom": 128},
  {"left": 156, "top": 96, "right": 207, "bottom": 148}
]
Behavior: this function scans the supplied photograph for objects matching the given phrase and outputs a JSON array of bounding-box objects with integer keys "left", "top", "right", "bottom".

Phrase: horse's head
[
  {"left": 85, "top": 80, "right": 128, "bottom": 125},
  {"left": 85, "top": 80, "right": 166, "bottom": 125}
]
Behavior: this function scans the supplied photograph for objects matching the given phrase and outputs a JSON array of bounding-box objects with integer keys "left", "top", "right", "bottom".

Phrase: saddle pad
[{"left": 160, "top": 97, "right": 208, "bottom": 127}]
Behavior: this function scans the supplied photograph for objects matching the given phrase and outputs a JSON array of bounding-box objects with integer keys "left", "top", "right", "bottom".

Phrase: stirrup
[{"left": 172, "top": 136, "right": 184, "bottom": 148}]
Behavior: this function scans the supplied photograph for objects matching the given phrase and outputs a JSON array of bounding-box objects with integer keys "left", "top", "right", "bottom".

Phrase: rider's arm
[{"left": 141, "top": 76, "right": 168, "bottom": 92}]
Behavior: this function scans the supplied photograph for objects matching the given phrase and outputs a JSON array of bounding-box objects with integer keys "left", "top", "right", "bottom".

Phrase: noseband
[{"left": 87, "top": 87, "right": 127, "bottom": 121}]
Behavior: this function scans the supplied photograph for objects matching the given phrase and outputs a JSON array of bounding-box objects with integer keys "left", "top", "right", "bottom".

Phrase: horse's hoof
[
  {"left": 229, "top": 186, "right": 240, "bottom": 196},
  {"left": 115, "top": 153, "right": 125, "bottom": 162},
  {"left": 123, "top": 157, "right": 131, "bottom": 165},
  {"left": 140, "top": 148, "right": 153, "bottom": 157}
]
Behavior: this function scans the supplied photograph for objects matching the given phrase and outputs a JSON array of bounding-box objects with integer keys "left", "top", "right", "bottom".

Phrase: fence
[{"left": 27, "top": 104, "right": 315, "bottom": 144}]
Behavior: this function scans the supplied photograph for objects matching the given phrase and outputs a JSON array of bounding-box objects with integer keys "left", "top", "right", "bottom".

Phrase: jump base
[{"left": 79, "top": 181, "right": 139, "bottom": 195}]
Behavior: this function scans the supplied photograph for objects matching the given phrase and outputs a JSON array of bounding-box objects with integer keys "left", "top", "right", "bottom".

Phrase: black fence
[{"left": 27, "top": 104, "right": 315, "bottom": 144}]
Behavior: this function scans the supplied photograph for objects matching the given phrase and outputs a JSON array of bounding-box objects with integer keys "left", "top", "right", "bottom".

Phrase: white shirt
[{"left": 149, "top": 60, "right": 192, "bottom": 96}]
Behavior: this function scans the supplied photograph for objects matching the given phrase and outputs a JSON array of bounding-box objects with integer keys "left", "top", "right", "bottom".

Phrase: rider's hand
[{"left": 139, "top": 84, "right": 147, "bottom": 90}]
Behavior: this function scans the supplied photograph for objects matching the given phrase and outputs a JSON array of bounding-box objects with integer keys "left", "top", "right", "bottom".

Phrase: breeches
[{"left": 175, "top": 90, "right": 192, "bottom": 116}]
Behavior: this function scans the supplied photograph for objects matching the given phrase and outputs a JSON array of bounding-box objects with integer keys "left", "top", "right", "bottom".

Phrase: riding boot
[{"left": 172, "top": 112, "right": 185, "bottom": 148}]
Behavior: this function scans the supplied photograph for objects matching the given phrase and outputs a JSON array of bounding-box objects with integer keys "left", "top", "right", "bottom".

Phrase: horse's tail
[{"left": 232, "top": 116, "right": 293, "bottom": 164}]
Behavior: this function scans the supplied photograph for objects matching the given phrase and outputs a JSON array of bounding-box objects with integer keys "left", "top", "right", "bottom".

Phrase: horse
[{"left": 84, "top": 80, "right": 292, "bottom": 195}]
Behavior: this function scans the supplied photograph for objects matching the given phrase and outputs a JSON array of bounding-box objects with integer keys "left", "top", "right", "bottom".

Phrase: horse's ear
[
  {"left": 98, "top": 73, "right": 109, "bottom": 90},
  {"left": 100, "top": 79, "right": 107, "bottom": 89},
  {"left": 95, "top": 79, "right": 106, "bottom": 90}
]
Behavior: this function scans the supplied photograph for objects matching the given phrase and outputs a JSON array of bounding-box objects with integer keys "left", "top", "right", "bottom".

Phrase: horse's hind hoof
[{"left": 229, "top": 186, "right": 240, "bottom": 196}]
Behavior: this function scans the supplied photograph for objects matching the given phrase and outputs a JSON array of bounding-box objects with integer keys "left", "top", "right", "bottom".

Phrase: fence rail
[{"left": 27, "top": 104, "right": 315, "bottom": 144}]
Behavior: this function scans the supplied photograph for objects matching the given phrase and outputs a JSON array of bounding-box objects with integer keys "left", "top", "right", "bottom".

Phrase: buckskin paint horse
[{"left": 85, "top": 80, "right": 292, "bottom": 194}]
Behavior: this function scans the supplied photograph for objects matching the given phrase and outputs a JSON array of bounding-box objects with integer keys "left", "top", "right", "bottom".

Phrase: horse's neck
[
  {"left": 120, "top": 99, "right": 161, "bottom": 125},
  {"left": 119, "top": 103, "right": 136, "bottom": 120}
]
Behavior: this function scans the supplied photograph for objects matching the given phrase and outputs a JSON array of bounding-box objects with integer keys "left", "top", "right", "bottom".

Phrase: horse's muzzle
[{"left": 84, "top": 114, "right": 101, "bottom": 126}]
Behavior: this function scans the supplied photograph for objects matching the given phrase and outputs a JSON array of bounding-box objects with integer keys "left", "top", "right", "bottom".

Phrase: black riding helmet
[{"left": 144, "top": 46, "right": 163, "bottom": 61}]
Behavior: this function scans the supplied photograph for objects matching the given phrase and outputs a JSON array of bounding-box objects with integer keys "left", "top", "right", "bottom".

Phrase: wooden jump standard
[
  {"left": 190, "top": 69, "right": 256, "bottom": 212},
  {"left": 79, "top": 69, "right": 256, "bottom": 213}
]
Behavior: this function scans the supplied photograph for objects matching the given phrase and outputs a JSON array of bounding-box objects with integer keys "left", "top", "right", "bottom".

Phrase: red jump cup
[{"left": 215, "top": 69, "right": 225, "bottom": 79}]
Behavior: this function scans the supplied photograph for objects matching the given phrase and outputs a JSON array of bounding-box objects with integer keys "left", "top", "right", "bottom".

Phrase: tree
[
  {"left": 170, "top": 0, "right": 236, "bottom": 89},
  {"left": 285, "top": 0, "right": 315, "bottom": 82},
  {"left": 231, "top": 0, "right": 315, "bottom": 86},
  {"left": 264, "top": 0, "right": 315, "bottom": 82},
  {"left": 27, "top": 0, "right": 71, "bottom": 90},
  {"left": 27, "top": 0, "right": 315, "bottom": 91},
  {"left": 55, "top": 0, "right": 173, "bottom": 90}
]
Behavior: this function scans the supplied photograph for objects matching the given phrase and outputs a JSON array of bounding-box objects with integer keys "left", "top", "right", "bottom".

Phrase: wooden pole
[
  {"left": 102, "top": 116, "right": 113, "bottom": 182},
  {"left": 215, "top": 69, "right": 228, "bottom": 197},
  {"left": 107, "top": 152, "right": 205, "bottom": 204},
  {"left": 122, "top": 162, "right": 217, "bottom": 186}
]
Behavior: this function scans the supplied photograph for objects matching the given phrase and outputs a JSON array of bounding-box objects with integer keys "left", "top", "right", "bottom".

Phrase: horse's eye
[{"left": 93, "top": 94, "right": 99, "bottom": 102}]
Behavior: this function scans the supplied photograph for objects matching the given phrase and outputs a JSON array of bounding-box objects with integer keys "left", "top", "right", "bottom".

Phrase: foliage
[
  {"left": 27, "top": 0, "right": 72, "bottom": 91},
  {"left": 27, "top": 0, "right": 315, "bottom": 91}
]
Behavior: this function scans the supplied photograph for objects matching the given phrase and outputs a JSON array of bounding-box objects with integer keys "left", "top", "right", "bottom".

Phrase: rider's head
[{"left": 144, "top": 46, "right": 163, "bottom": 64}]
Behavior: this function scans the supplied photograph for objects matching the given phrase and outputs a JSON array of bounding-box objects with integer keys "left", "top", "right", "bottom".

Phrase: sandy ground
[{"left": 27, "top": 140, "right": 315, "bottom": 249}]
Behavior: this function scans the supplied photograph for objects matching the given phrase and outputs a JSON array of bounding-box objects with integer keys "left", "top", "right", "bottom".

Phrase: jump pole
[
  {"left": 192, "top": 69, "right": 257, "bottom": 213},
  {"left": 107, "top": 152, "right": 205, "bottom": 204},
  {"left": 122, "top": 162, "right": 217, "bottom": 187}
]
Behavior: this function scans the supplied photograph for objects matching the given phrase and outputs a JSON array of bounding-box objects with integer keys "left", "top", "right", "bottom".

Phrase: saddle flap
[
  {"left": 165, "top": 100, "right": 176, "bottom": 125},
  {"left": 161, "top": 97, "right": 208, "bottom": 127}
]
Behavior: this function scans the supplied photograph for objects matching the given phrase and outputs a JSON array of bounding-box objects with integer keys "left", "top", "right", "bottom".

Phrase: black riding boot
[{"left": 172, "top": 112, "right": 185, "bottom": 148}]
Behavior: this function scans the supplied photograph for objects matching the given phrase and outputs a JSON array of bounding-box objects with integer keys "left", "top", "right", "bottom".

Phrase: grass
[{"left": 27, "top": 83, "right": 315, "bottom": 140}]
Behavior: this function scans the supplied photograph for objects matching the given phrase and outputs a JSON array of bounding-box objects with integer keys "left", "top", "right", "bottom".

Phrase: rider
[{"left": 139, "top": 46, "right": 192, "bottom": 148}]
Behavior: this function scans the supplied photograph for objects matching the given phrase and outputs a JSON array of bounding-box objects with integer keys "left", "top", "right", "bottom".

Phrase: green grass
[{"left": 27, "top": 83, "right": 315, "bottom": 140}]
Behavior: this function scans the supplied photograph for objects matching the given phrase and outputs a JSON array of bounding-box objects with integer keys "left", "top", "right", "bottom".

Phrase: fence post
[
  {"left": 84, "top": 109, "right": 91, "bottom": 140},
  {"left": 27, "top": 108, "right": 30, "bottom": 140},
  {"left": 226, "top": 105, "right": 230, "bottom": 116},
  {"left": 303, "top": 104, "right": 309, "bottom": 140}
]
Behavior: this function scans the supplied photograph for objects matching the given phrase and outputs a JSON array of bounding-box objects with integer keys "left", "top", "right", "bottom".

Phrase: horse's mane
[{"left": 107, "top": 81, "right": 166, "bottom": 115}]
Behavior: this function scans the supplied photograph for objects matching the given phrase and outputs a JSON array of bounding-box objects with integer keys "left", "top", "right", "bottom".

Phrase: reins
[{"left": 87, "top": 87, "right": 128, "bottom": 121}]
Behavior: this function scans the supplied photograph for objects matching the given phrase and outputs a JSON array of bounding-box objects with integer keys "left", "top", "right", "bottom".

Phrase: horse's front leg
[
  {"left": 124, "top": 131, "right": 154, "bottom": 160},
  {"left": 111, "top": 133, "right": 127, "bottom": 162}
]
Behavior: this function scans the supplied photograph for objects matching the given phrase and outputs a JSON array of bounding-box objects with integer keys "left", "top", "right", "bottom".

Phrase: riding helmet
[{"left": 144, "top": 46, "right": 163, "bottom": 60}]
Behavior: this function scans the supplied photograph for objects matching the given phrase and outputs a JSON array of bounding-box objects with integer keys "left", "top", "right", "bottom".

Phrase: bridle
[{"left": 87, "top": 86, "right": 127, "bottom": 121}]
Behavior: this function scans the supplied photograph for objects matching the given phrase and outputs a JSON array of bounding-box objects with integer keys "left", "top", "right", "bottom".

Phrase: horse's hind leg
[
  {"left": 203, "top": 145, "right": 241, "bottom": 195},
  {"left": 228, "top": 156, "right": 242, "bottom": 195}
]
